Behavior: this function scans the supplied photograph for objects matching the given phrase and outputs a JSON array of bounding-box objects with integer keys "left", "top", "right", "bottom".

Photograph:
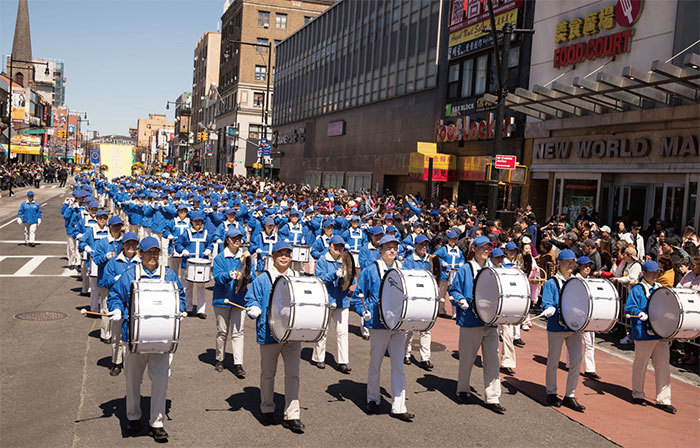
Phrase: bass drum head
[
  {"left": 560, "top": 278, "right": 590, "bottom": 332},
  {"left": 648, "top": 287, "right": 681, "bottom": 339},
  {"left": 380, "top": 269, "right": 405, "bottom": 330},
  {"left": 474, "top": 267, "right": 500, "bottom": 324},
  {"left": 269, "top": 276, "right": 293, "bottom": 342}
]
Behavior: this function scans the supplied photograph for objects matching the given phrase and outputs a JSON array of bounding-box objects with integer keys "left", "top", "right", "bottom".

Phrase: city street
[{"left": 0, "top": 186, "right": 620, "bottom": 448}]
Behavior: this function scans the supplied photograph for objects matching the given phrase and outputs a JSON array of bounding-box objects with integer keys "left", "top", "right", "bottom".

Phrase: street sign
[
  {"left": 23, "top": 128, "right": 47, "bottom": 135},
  {"left": 263, "top": 144, "right": 271, "bottom": 156},
  {"left": 259, "top": 137, "right": 268, "bottom": 145},
  {"left": 494, "top": 155, "right": 517, "bottom": 170}
]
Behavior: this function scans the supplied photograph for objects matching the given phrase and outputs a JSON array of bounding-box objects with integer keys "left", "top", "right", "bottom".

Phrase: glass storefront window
[
  {"left": 562, "top": 179, "right": 597, "bottom": 224},
  {"left": 688, "top": 182, "right": 698, "bottom": 227},
  {"left": 461, "top": 59, "right": 473, "bottom": 98},
  {"left": 475, "top": 54, "right": 487, "bottom": 96},
  {"left": 664, "top": 186, "right": 685, "bottom": 228}
]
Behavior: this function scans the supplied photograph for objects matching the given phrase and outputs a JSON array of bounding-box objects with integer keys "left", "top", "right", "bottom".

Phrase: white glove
[
  {"left": 362, "top": 311, "right": 372, "bottom": 321},
  {"left": 441, "top": 261, "right": 448, "bottom": 268},
  {"left": 114, "top": 275, "right": 121, "bottom": 282},
  {"left": 16, "top": 217, "right": 22, "bottom": 225},
  {"left": 406, "top": 245, "right": 414, "bottom": 251},
  {"left": 182, "top": 250, "right": 190, "bottom": 256},
  {"left": 638, "top": 312, "right": 648, "bottom": 321},
  {"left": 543, "top": 306, "right": 556, "bottom": 318},
  {"left": 459, "top": 299, "right": 469, "bottom": 310},
  {"left": 85, "top": 246, "right": 93, "bottom": 254},
  {"left": 76, "top": 233, "right": 83, "bottom": 240},
  {"left": 108, "top": 309, "right": 122, "bottom": 321},
  {"left": 106, "top": 252, "right": 115, "bottom": 260},
  {"left": 256, "top": 248, "right": 262, "bottom": 254},
  {"left": 203, "top": 249, "right": 212, "bottom": 257},
  {"left": 336, "top": 268, "right": 344, "bottom": 278},
  {"left": 229, "top": 270, "right": 237, "bottom": 279},
  {"left": 344, "top": 243, "right": 350, "bottom": 249},
  {"left": 247, "top": 306, "right": 262, "bottom": 319},
  {"left": 37, "top": 219, "right": 41, "bottom": 225}
]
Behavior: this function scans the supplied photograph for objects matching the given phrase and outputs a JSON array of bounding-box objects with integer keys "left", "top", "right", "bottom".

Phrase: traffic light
[
  {"left": 253, "top": 162, "right": 262, "bottom": 169},
  {"left": 197, "top": 132, "right": 202, "bottom": 141},
  {"left": 202, "top": 132, "right": 209, "bottom": 141},
  {"left": 226, "top": 126, "right": 236, "bottom": 138},
  {"left": 57, "top": 129, "right": 66, "bottom": 138}
]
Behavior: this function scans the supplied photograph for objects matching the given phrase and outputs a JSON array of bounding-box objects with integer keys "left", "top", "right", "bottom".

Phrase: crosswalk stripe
[
  {"left": 13, "top": 256, "right": 48, "bottom": 276},
  {"left": 0, "top": 240, "right": 67, "bottom": 245},
  {"left": 0, "top": 255, "right": 65, "bottom": 258}
]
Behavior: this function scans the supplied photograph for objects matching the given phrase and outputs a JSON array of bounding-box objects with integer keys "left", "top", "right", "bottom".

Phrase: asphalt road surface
[{"left": 0, "top": 184, "right": 616, "bottom": 447}]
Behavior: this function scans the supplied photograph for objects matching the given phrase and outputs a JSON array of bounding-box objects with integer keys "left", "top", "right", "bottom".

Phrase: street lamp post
[
  {"left": 223, "top": 39, "right": 272, "bottom": 180},
  {"left": 166, "top": 100, "right": 190, "bottom": 171},
  {"left": 63, "top": 110, "right": 88, "bottom": 163},
  {"left": 6, "top": 58, "right": 49, "bottom": 164}
]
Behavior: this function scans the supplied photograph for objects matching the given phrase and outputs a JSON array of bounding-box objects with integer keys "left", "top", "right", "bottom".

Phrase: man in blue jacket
[
  {"left": 449, "top": 235, "right": 505, "bottom": 414},
  {"left": 17, "top": 191, "right": 41, "bottom": 246},
  {"left": 244, "top": 241, "right": 305, "bottom": 433},
  {"left": 625, "top": 261, "right": 676, "bottom": 414},
  {"left": 402, "top": 234, "right": 434, "bottom": 370},
  {"left": 312, "top": 235, "right": 352, "bottom": 374},
  {"left": 106, "top": 237, "right": 185, "bottom": 442},
  {"left": 540, "top": 249, "right": 585, "bottom": 412},
  {"left": 351, "top": 235, "right": 413, "bottom": 422},
  {"left": 211, "top": 227, "right": 251, "bottom": 378}
]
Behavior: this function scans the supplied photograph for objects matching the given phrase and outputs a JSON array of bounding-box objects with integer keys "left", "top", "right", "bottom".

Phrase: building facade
[
  {"left": 192, "top": 32, "right": 221, "bottom": 173},
  {"left": 273, "top": 0, "right": 444, "bottom": 195},
  {"left": 33, "top": 59, "right": 65, "bottom": 107},
  {"left": 216, "top": 0, "right": 333, "bottom": 176},
  {"left": 521, "top": 0, "right": 700, "bottom": 229},
  {"left": 135, "top": 113, "right": 174, "bottom": 149},
  {"left": 172, "top": 92, "right": 192, "bottom": 171}
]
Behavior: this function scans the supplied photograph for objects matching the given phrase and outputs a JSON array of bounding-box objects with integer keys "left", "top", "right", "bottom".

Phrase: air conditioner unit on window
[{"left": 263, "top": 23, "right": 269, "bottom": 29}]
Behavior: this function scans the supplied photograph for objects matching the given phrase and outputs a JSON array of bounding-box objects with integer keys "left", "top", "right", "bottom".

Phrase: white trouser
[
  {"left": 66, "top": 235, "right": 78, "bottom": 266},
  {"left": 23, "top": 223, "right": 37, "bottom": 243},
  {"left": 457, "top": 326, "right": 501, "bottom": 404},
  {"left": 367, "top": 329, "right": 407, "bottom": 414},
  {"left": 632, "top": 339, "right": 671, "bottom": 405},
  {"left": 546, "top": 331, "right": 582, "bottom": 397},
  {"left": 214, "top": 306, "right": 245, "bottom": 364},
  {"left": 500, "top": 324, "right": 517, "bottom": 369},
  {"left": 514, "top": 324, "right": 521, "bottom": 339},
  {"left": 98, "top": 287, "right": 110, "bottom": 339},
  {"left": 439, "top": 281, "right": 455, "bottom": 315},
  {"left": 112, "top": 331, "right": 124, "bottom": 366},
  {"left": 125, "top": 351, "right": 171, "bottom": 428},
  {"left": 260, "top": 342, "right": 301, "bottom": 419},
  {"left": 360, "top": 318, "right": 370, "bottom": 338},
  {"left": 313, "top": 307, "right": 349, "bottom": 365},
  {"left": 185, "top": 281, "right": 206, "bottom": 314},
  {"left": 169, "top": 256, "right": 182, "bottom": 280},
  {"left": 89, "top": 277, "right": 100, "bottom": 312},
  {"left": 81, "top": 259, "right": 90, "bottom": 294},
  {"left": 405, "top": 330, "right": 431, "bottom": 362},
  {"left": 567, "top": 331, "right": 596, "bottom": 372}
]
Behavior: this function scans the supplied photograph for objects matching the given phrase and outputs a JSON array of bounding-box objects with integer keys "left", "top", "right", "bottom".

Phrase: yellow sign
[
  {"left": 417, "top": 142, "right": 437, "bottom": 155},
  {"left": 9, "top": 145, "right": 41, "bottom": 155},
  {"left": 457, "top": 156, "right": 490, "bottom": 181},
  {"left": 448, "top": 9, "right": 518, "bottom": 48},
  {"left": 99, "top": 143, "right": 135, "bottom": 179},
  {"left": 409, "top": 153, "right": 455, "bottom": 182}
]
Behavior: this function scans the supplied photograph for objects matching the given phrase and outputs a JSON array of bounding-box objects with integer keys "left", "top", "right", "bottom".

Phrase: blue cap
[
  {"left": 473, "top": 235, "right": 490, "bottom": 247},
  {"left": 263, "top": 217, "right": 275, "bottom": 226},
  {"left": 577, "top": 256, "right": 592, "bottom": 265},
  {"left": 87, "top": 201, "right": 99, "bottom": 209},
  {"left": 96, "top": 210, "right": 108, "bottom": 217},
  {"left": 385, "top": 225, "right": 397, "bottom": 233},
  {"left": 430, "top": 210, "right": 440, "bottom": 217},
  {"left": 27, "top": 191, "right": 34, "bottom": 196},
  {"left": 289, "top": 209, "right": 300, "bottom": 216},
  {"left": 272, "top": 240, "right": 292, "bottom": 253},
  {"left": 447, "top": 231, "right": 458, "bottom": 239},
  {"left": 323, "top": 218, "right": 334, "bottom": 228},
  {"left": 491, "top": 248, "right": 505, "bottom": 258},
  {"left": 177, "top": 203, "right": 189, "bottom": 211},
  {"left": 384, "top": 213, "right": 393, "bottom": 220},
  {"left": 191, "top": 210, "right": 205, "bottom": 221},
  {"left": 108, "top": 216, "right": 123, "bottom": 226},
  {"left": 505, "top": 241, "right": 518, "bottom": 251},
  {"left": 413, "top": 221, "right": 424, "bottom": 227},
  {"left": 334, "top": 205, "right": 341, "bottom": 212},
  {"left": 369, "top": 226, "right": 385, "bottom": 235},
  {"left": 139, "top": 236, "right": 160, "bottom": 251},
  {"left": 329, "top": 235, "right": 345, "bottom": 245},
  {"left": 350, "top": 215, "right": 360, "bottom": 222},
  {"left": 557, "top": 249, "right": 577, "bottom": 260},
  {"left": 415, "top": 234, "right": 429, "bottom": 244},
  {"left": 379, "top": 235, "right": 400, "bottom": 246},
  {"left": 226, "top": 227, "right": 243, "bottom": 238},
  {"left": 642, "top": 260, "right": 662, "bottom": 272},
  {"left": 122, "top": 232, "right": 138, "bottom": 242}
]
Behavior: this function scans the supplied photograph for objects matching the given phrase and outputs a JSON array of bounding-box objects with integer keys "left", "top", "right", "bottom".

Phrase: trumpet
[
  {"left": 100, "top": 164, "right": 109, "bottom": 173},
  {"left": 131, "top": 162, "right": 145, "bottom": 176}
]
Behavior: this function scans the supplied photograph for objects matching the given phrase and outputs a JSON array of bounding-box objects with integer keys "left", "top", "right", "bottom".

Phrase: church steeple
[{"left": 12, "top": 0, "right": 33, "bottom": 61}]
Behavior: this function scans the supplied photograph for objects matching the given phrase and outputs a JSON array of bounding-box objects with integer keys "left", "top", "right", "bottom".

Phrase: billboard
[
  {"left": 99, "top": 143, "right": 134, "bottom": 179},
  {"left": 11, "top": 86, "right": 28, "bottom": 122}
]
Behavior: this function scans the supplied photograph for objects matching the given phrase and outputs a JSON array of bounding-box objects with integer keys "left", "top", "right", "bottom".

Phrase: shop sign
[
  {"left": 417, "top": 142, "right": 437, "bottom": 154},
  {"left": 457, "top": 156, "right": 490, "bottom": 181},
  {"left": 446, "top": 97, "right": 496, "bottom": 117},
  {"left": 327, "top": 120, "right": 346, "bottom": 137},
  {"left": 494, "top": 154, "right": 516, "bottom": 169},
  {"left": 274, "top": 127, "right": 306, "bottom": 145},
  {"left": 435, "top": 113, "right": 515, "bottom": 143},
  {"left": 408, "top": 153, "right": 457, "bottom": 182},
  {"left": 448, "top": 6, "right": 518, "bottom": 60},
  {"left": 533, "top": 135, "right": 699, "bottom": 160},
  {"left": 552, "top": 0, "right": 643, "bottom": 68},
  {"left": 449, "top": 0, "right": 521, "bottom": 34}
]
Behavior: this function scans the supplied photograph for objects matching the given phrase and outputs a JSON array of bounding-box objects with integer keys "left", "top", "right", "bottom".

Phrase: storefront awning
[{"left": 481, "top": 53, "right": 700, "bottom": 121}]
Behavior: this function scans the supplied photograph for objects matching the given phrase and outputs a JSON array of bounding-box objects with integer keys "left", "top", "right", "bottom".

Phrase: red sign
[
  {"left": 615, "top": 0, "right": 643, "bottom": 26},
  {"left": 553, "top": 29, "right": 633, "bottom": 68},
  {"left": 435, "top": 113, "right": 515, "bottom": 143},
  {"left": 494, "top": 155, "right": 516, "bottom": 170}
]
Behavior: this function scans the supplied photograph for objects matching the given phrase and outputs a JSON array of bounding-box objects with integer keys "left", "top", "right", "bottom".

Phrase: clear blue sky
[{"left": 1, "top": 0, "right": 224, "bottom": 135}]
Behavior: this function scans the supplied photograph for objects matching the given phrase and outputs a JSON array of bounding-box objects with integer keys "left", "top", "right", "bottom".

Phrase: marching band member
[
  {"left": 625, "top": 261, "right": 676, "bottom": 414},
  {"left": 449, "top": 235, "right": 505, "bottom": 414},
  {"left": 401, "top": 234, "right": 433, "bottom": 370},
  {"left": 358, "top": 226, "right": 384, "bottom": 270},
  {"left": 176, "top": 210, "right": 212, "bottom": 318},
  {"left": 251, "top": 217, "right": 278, "bottom": 273},
  {"left": 213, "top": 208, "right": 248, "bottom": 255},
  {"left": 166, "top": 203, "right": 190, "bottom": 277},
  {"left": 503, "top": 241, "right": 526, "bottom": 344},
  {"left": 278, "top": 209, "right": 308, "bottom": 245},
  {"left": 400, "top": 221, "right": 424, "bottom": 261},
  {"left": 93, "top": 216, "right": 124, "bottom": 344},
  {"left": 310, "top": 218, "right": 335, "bottom": 260},
  {"left": 211, "top": 227, "right": 250, "bottom": 378},
  {"left": 541, "top": 249, "right": 586, "bottom": 412},
  {"left": 434, "top": 231, "right": 465, "bottom": 318},
  {"left": 489, "top": 247, "right": 517, "bottom": 376},
  {"left": 342, "top": 215, "right": 365, "bottom": 252},
  {"left": 62, "top": 190, "right": 84, "bottom": 270},
  {"left": 102, "top": 231, "right": 140, "bottom": 376},
  {"left": 73, "top": 200, "right": 99, "bottom": 295},
  {"left": 80, "top": 210, "right": 110, "bottom": 315},
  {"left": 312, "top": 235, "right": 352, "bottom": 374},
  {"left": 107, "top": 236, "right": 185, "bottom": 441},
  {"left": 352, "top": 235, "right": 414, "bottom": 422},
  {"left": 17, "top": 191, "right": 41, "bottom": 247},
  {"left": 570, "top": 256, "right": 601, "bottom": 380},
  {"left": 244, "top": 241, "right": 305, "bottom": 433}
]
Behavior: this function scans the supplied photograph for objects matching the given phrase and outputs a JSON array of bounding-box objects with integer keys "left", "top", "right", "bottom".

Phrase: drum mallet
[
  {"left": 223, "top": 299, "right": 250, "bottom": 311},
  {"left": 80, "top": 309, "right": 109, "bottom": 317},
  {"left": 625, "top": 314, "right": 642, "bottom": 319},
  {"left": 532, "top": 311, "right": 548, "bottom": 320},
  {"left": 356, "top": 293, "right": 368, "bottom": 313},
  {"left": 448, "top": 295, "right": 461, "bottom": 305}
]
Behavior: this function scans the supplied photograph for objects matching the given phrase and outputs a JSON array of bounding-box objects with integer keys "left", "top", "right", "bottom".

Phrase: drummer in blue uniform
[
  {"left": 401, "top": 234, "right": 434, "bottom": 370},
  {"left": 244, "top": 241, "right": 305, "bottom": 433},
  {"left": 434, "top": 231, "right": 465, "bottom": 318},
  {"left": 175, "top": 210, "right": 212, "bottom": 319},
  {"left": 251, "top": 217, "right": 278, "bottom": 273},
  {"left": 625, "top": 260, "right": 676, "bottom": 414},
  {"left": 311, "top": 218, "right": 335, "bottom": 260}
]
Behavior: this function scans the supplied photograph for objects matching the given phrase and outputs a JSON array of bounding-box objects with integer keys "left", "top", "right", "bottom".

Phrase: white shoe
[
  {"left": 521, "top": 324, "right": 531, "bottom": 331},
  {"left": 620, "top": 335, "right": 632, "bottom": 345}
]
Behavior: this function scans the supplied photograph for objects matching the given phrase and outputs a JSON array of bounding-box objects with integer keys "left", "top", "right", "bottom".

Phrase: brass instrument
[
  {"left": 100, "top": 164, "right": 109, "bottom": 173},
  {"left": 131, "top": 162, "right": 145, "bottom": 176},
  {"left": 338, "top": 251, "right": 356, "bottom": 291},
  {"left": 152, "top": 166, "right": 162, "bottom": 175},
  {"left": 528, "top": 278, "right": 547, "bottom": 285}
]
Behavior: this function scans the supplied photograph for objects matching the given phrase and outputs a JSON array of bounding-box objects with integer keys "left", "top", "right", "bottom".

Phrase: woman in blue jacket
[
  {"left": 17, "top": 191, "right": 41, "bottom": 246},
  {"left": 211, "top": 227, "right": 251, "bottom": 378}
]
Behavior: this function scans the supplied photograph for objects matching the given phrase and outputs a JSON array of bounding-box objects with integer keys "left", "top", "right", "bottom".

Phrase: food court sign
[{"left": 552, "top": 0, "right": 643, "bottom": 68}]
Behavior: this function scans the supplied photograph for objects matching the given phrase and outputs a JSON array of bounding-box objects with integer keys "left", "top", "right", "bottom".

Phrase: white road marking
[
  {"left": 0, "top": 255, "right": 65, "bottom": 258},
  {"left": 0, "top": 219, "right": 17, "bottom": 230},
  {"left": 41, "top": 201, "right": 48, "bottom": 206},
  {"left": 0, "top": 240, "right": 67, "bottom": 245},
  {"left": 51, "top": 185, "right": 57, "bottom": 189},
  {"left": 13, "top": 256, "right": 48, "bottom": 276},
  {"left": 0, "top": 274, "right": 74, "bottom": 278}
]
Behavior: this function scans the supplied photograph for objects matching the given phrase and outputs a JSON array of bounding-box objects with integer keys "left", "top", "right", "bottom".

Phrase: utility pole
[{"left": 484, "top": 0, "right": 534, "bottom": 219}]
